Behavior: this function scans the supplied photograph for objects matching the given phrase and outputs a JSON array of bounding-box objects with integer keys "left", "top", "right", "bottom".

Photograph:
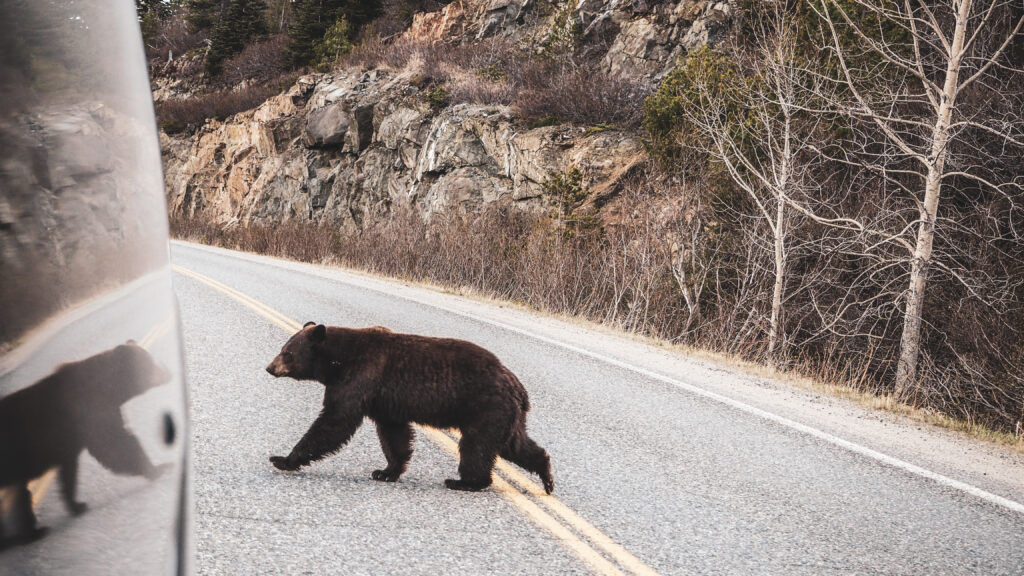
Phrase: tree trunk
[
  {"left": 670, "top": 241, "right": 702, "bottom": 332},
  {"left": 893, "top": 0, "right": 970, "bottom": 398},
  {"left": 767, "top": 199, "right": 786, "bottom": 365},
  {"left": 893, "top": 182, "right": 937, "bottom": 397}
]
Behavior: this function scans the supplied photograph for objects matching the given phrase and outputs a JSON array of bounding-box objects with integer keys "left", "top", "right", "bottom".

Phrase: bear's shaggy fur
[
  {"left": 265, "top": 323, "right": 554, "bottom": 493},
  {"left": 0, "top": 342, "right": 171, "bottom": 547}
]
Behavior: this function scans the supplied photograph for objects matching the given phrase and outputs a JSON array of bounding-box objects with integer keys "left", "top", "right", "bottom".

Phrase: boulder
[{"left": 304, "top": 103, "right": 355, "bottom": 149}]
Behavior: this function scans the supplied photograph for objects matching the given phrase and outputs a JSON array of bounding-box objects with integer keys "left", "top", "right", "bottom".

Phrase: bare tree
[
  {"left": 813, "top": 0, "right": 1024, "bottom": 398},
  {"left": 673, "top": 4, "right": 824, "bottom": 364}
]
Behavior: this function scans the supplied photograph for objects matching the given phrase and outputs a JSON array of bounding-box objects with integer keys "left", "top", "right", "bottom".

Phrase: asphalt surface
[{"left": 170, "top": 242, "right": 1024, "bottom": 576}]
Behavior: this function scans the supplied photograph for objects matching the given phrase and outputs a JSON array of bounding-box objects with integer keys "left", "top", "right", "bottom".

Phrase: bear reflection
[{"left": 0, "top": 341, "right": 171, "bottom": 549}]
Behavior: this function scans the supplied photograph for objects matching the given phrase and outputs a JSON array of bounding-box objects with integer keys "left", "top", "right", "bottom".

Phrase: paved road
[{"left": 171, "top": 242, "right": 1024, "bottom": 576}]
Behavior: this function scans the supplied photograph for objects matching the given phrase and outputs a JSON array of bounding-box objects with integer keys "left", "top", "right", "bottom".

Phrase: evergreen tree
[
  {"left": 185, "top": 0, "right": 227, "bottom": 33},
  {"left": 204, "top": 0, "right": 268, "bottom": 75},
  {"left": 287, "top": 0, "right": 326, "bottom": 67},
  {"left": 288, "top": 0, "right": 381, "bottom": 67},
  {"left": 312, "top": 17, "right": 353, "bottom": 71}
]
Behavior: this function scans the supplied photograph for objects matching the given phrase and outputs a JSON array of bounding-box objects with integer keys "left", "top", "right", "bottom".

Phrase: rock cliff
[{"left": 160, "top": 0, "right": 731, "bottom": 227}]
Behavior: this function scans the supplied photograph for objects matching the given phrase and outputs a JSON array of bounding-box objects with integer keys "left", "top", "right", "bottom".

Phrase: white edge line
[{"left": 172, "top": 241, "right": 1024, "bottom": 516}]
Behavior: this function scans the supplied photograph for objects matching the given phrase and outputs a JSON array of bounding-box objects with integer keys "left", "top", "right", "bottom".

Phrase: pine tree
[
  {"left": 204, "top": 0, "right": 268, "bottom": 75},
  {"left": 288, "top": 0, "right": 381, "bottom": 67},
  {"left": 313, "top": 17, "right": 352, "bottom": 71},
  {"left": 287, "top": 0, "right": 326, "bottom": 67},
  {"left": 184, "top": 0, "right": 227, "bottom": 32},
  {"left": 136, "top": 0, "right": 175, "bottom": 19}
]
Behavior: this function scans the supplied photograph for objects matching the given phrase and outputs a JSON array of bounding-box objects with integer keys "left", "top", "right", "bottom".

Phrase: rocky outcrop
[
  {"left": 406, "top": 0, "right": 536, "bottom": 43},
  {"left": 162, "top": 69, "right": 646, "bottom": 228},
  {"left": 402, "top": 0, "right": 734, "bottom": 80},
  {"left": 160, "top": 0, "right": 731, "bottom": 227},
  {"left": 588, "top": 0, "right": 734, "bottom": 78}
]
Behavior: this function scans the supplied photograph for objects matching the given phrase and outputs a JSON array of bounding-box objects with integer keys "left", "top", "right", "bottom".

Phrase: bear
[
  {"left": 265, "top": 322, "right": 554, "bottom": 494},
  {"left": 0, "top": 341, "right": 171, "bottom": 548}
]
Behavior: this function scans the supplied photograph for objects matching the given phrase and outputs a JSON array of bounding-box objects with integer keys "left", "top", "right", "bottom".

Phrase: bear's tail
[{"left": 503, "top": 369, "right": 530, "bottom": 413}]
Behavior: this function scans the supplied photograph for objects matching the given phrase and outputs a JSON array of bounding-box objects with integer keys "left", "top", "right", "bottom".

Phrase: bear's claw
[
  {"left": 541, "top": 464, "right": 554, "bottom": 494},
  {"left": 270, "top": 455, "right": 300, "bottom": 471},
  {"left": 371, "top": 469, "right": 401, "bottom": 482}
]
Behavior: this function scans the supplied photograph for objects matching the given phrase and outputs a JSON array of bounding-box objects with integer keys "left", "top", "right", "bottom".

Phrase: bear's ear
[
  {"left": 310, "top": 324, "right": 327, "bottom": 343},
  {"left": 303, "top": 321, "right": 316, "bottom": 328},
  {"left": 126, "top": 339, "right": 137, "bottom": 345}
]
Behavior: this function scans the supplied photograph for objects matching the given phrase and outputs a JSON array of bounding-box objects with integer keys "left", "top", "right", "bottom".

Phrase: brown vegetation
[
  {"left": 171, "top": 147, "right": 1024, "bottom": 437},
  {"left": 344, "top": 36, "right": 651, "bottom": 127},
  {"left": 216, "top": 34, "right": 290, "bottom": 87},
  {"left": 142, "top": 11, "right": 207, "bottom": 71},
  {"left": 641, "top": 0, "right": 1024, "bottom": 435},
  {"left": 155, "top": 81, "right": 287, "bottom": 134}
]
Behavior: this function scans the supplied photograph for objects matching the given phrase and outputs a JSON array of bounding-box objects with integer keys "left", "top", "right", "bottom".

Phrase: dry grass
[{"left": 171, "top": 208, "right": 1024, "bottom": 454}]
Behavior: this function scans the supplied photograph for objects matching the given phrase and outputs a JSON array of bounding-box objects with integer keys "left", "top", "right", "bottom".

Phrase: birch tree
[
  {"left": 813, "top": 0, "right": 1024, "bottom": 398},
  {"left": 664, "top": 4, "right": 823, "bottom": 364}
]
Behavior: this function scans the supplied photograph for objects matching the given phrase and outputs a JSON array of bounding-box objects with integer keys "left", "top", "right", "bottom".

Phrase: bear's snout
[{"left": 266, "top": 359, "right": 284, "bottom": 377}]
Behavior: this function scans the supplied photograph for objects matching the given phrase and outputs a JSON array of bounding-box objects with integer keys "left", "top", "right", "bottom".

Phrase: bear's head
[
  {"left": 100, "top": 340, "right": 173, "bottom": 403},
  {"left": 266, "top": 322, "right": 326, "bottom": 380}
]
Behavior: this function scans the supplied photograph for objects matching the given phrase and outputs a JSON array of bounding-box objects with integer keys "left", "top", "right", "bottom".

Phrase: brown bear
[
  {"left": 265, "top": 322, "right": 554, "bottom": 494},
  {"left": 0, "top": 341, "right": 172, "bottom": 548}
]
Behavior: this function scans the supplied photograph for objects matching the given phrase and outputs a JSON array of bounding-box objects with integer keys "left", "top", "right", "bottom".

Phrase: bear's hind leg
[
  {"left": 4, "top": 483, "right": 47, "bottom": 547},
  {"left": 445, "top": 415, "right": 511, "bottom": 492},
  {"left": 444, "top": 429, "right": 495, "bottom": 491},
  {"left": 501, "top": 430, "right": 554, "bottom": 494},
  {"left": 372, "top": 421, "right": 413, "bottom": 482}
]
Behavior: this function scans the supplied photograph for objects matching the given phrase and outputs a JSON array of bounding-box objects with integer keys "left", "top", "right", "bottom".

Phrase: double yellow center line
[{"left": 172, "top": 264, "right": 659, "bottom": 576}]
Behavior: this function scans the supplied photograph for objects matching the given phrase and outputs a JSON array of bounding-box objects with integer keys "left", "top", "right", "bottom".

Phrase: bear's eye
[{"left": 282, "top": 351, "right": 293, "bottom": 361}]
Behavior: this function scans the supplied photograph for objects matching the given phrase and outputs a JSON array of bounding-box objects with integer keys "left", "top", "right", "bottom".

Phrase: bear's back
[{"left": 349, "top": 330, "right": 528, "bottom": 425}]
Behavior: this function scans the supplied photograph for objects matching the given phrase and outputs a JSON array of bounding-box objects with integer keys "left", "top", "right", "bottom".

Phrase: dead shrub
[
  {"left": 513, "top": 59, "right": 652, "bottom": 128},
  {"left": 216, "top": 34, "right": 289, "bottom": 87},
  {"left": 168, "top": 189, "right": 689, "bottom": 341},
  {"left": 145, "top": 12, "right": 207, "bottom": 72},
  {"left": 156, "top": 80, "right": 287, "bottom": 134}
]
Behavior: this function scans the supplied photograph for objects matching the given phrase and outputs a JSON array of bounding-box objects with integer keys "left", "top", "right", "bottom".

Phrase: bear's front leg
[
  {"left": 271, "top": 409, "right": 362, "bottom": 471},
  {"left": 59, "top": 454, "right": 88, "bottom": 516},
  {"left": 269, "top": 455, "right": 300, "bottom": 471},
  {"left": 372, "top": 421, "right": 414, "bottom": 482},
  {"left": 85, "top": 415, "right": 166, "bottom": 480}
]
